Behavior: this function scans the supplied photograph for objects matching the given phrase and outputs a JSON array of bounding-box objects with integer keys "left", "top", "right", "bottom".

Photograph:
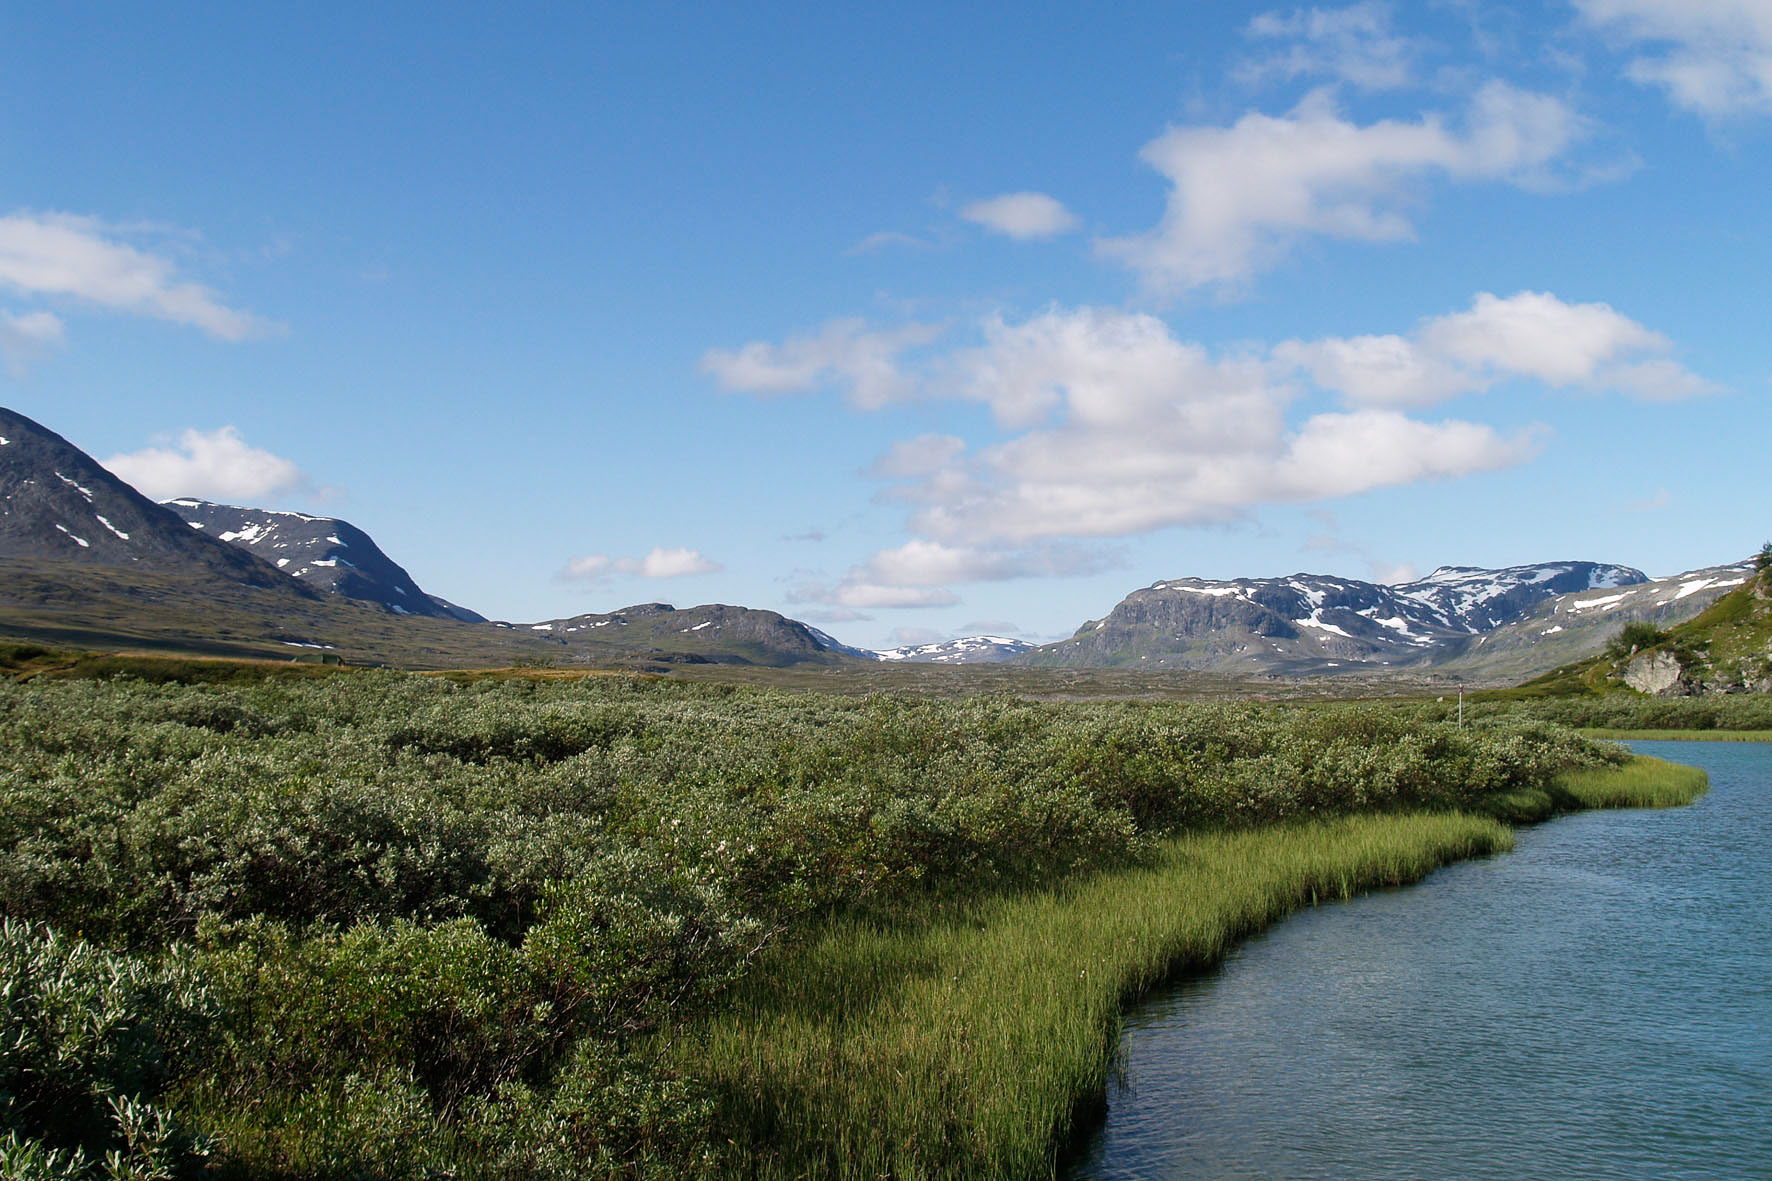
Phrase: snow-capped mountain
[
  {"left": 875, "top": 636, "right": 1037, "bottom": 664},
  {"left": 1024, "top": 563, "right": 1653, "bottom": 672},
  {"left": 1389, "top": 563, "right": 1644, "bottom": 633},
  {"left": 0, "top": 407, "right": 309, "bottom": 592},
  {"left": 1428, "top": 561, "right": 1757, "bottom": 680},
  {"left": 162, "top": 499, "right": 484, "bottom": 621}
]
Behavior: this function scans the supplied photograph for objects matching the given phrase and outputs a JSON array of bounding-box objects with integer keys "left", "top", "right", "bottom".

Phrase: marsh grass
[
  {"left": 683, "top": 755, "right": 1706, "bottom": 1179},
  {"left": 684, "top": 812, "right": 1512, "bottom": 1179},
  {"left": 1579, "top": 728, "right": 1772, "bottom": 743},
  {"left": 1553, "top": 754, "right": 1709, "bottom": 809}
]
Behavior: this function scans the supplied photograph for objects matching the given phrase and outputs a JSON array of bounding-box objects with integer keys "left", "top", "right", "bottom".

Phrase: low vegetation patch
[
  {"left": 1471, "top": 692, "right": 1772, "bottom": 732},
  {"left": 0, "top": 670, "right": 1685, "bottom": 1177}
]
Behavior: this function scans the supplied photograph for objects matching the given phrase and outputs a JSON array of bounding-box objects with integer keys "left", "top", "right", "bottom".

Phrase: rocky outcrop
[{"left": 1624, "top": 649, "right": 1686, "bottom": 695}]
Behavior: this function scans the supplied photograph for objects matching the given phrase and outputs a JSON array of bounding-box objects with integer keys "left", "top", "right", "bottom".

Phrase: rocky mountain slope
[
  {"left": 162, "top": 499, "right": 483, "bottom": 621},
  {"left": 1514, "top": 560, "right": 1772, "bottom": 697},
  {"left": 0, "top": 407, "right": 857, "bottom": 669},
  {"left": 1022, "top": 563, "right": 1648, "bottom": 674},
  {"left": 0, "top": 407, "right": 314, "bottom": 592},
  {"left": 514, "top": 601, "right": 845, "bottom": 667},
  {"left": 1427, "top": 561, "right": 1756, "bottom": 682}
]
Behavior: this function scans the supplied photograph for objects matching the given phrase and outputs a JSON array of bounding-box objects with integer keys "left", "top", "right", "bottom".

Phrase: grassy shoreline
[
  {"left": 685, "top": 755, "right": 1707, "bottom": 1178},
  {"left": 1579, "top": 727, "right": 1772, "bottom": 742}
]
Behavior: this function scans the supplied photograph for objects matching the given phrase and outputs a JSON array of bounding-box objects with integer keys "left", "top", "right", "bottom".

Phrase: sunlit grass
[
  {"left": 681, "top": 755, "right": 1706, "bottom": 1178},
  {"left": 683, "top": 811, "right": 1511, "bottom": 1179},
  {"left": 1580, "top": 728, "right": 1772, "bottom": 743},
  {"left": 1553, "top": 754, "right": 1708, "bottom": 809}
]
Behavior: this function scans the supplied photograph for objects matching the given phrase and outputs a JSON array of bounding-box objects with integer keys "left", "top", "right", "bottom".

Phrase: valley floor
[{"left": 0, "top": 662, "right": 1705, "bottom": 1178}]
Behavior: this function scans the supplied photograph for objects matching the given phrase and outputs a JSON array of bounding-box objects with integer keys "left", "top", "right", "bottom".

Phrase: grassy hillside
[
  {"left": 0, "top": 559, "right": 851, "bottom": 671},
  {"left": 1502, "top": 560, "right": 1772, "bottom": 701}
]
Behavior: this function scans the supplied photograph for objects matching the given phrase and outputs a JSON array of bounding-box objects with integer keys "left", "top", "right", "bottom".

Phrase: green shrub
[
  {"left": 0, "top": 671, "right": 1627, "bottom": 1176},
  {"left": 1606, "top": 621, "right": 1669, "bottom": 660},
  {"left": 0, "top": 920, "right": 213, "bottom": 1177}
]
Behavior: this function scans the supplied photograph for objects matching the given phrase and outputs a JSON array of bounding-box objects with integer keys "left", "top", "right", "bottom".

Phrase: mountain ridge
[
  {"left": 1013, "top": 560, "right": 1740, "bottom": 676},
  {"left": 162, "top": 498, "right": 485, "bottom": 622},
  {"left": 875, "top": 636, "right": 1036, "bottom": 664},
  {"left": 0, "top": 404, "right": 1748, "bottom": 683},
  {"left": 0, "top": 407, "right": 318, "bottom": 595}
]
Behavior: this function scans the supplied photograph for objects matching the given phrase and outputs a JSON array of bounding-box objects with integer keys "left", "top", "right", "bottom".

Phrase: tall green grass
[
  {"left": 1554, "top": 754, "right": 1709, "bottom": 809},
  {"left": 685, "top": 811, "right": 1511, "bottom": 1179},
  {"left": 683, "top": 754, "right": 1706, "bottom": 1178},
  {"left": 1579, "top": 728, "right": 1772, "bottom": 743}
]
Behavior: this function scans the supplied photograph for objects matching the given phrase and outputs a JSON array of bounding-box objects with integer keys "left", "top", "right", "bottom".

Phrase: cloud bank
[
  {"left": 1578, "top": 0, "right": 1772, "bottom": 117},
  {"left": 1097, "top": 83, "right": 1594, "bottom": 292},
  {"left": 0, "top": 212, "right": 276, "bottom": 341},
  {"left": 710, "top": 290, "right": 1711, "bottom": 603}
]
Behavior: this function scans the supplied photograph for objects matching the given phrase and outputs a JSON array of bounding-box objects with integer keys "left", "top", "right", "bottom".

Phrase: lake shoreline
[
  {"left": 1580, "top": 726, "right": 1772, "bottom": 742},
  {"left": 1069, "top": 742, "right": 1753, "bottom": 1180},
  {"left": 686, "top": 755, "right": 1706, "bottom": 1178}
]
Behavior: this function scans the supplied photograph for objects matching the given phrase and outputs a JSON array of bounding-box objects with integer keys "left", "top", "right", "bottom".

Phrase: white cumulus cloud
[
  {"left": 881, "top": 306, "right": 1540, "bottom": 546},
  {"left": 0, "top": 212, "right": 276, "bottom": 340},
  {"left": 699, "top": 318, "right": 944, "bottom": 409},
  {"left": 716, "top": 294, "right": 1707, "bottom": 574},
  {"left": 959, "top": 192, "right": 1080, "bottom": 240},
  {"left": 1097, "top": 83, "right": 1592, "bottom": 292},
  {"left": 102, "top": 426, "right": 313, "bottom": 502},
  {"left": 638, "top": 546, "right": 721, "bottom": 578},
  {"left": 1278, "top": 290, "right": 1716, "bottom": 404},
  {"left": 1577, "top": 0, "right": 1772, "bottom": 117}
]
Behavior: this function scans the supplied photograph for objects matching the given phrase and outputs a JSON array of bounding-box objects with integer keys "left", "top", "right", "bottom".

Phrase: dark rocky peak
[
  {"left": 161, "top": 498, "right": 482, "bottom": 621},
  {"left": 0, "top": 406, "right": 301, "bottom": 590}
]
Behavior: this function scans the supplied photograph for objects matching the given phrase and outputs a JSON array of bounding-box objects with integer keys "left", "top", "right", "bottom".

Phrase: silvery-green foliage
[
  {"left": 0, "top": 671, "right": 1624, "bottom": 1177},
  {"left": 0, "top": 921, "right": 211, "bottom": 1177}
]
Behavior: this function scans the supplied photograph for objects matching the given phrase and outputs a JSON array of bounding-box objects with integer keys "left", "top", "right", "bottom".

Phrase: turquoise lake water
[{"left": 1068, "top": 740, "right": 1771, "bottom": 1180}]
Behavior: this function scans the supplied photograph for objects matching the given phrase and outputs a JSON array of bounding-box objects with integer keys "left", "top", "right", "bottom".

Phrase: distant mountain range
[
  {"left": 1020, "top": 562, "right": 1750, "bottom": 678},
  {"left": 875, "top": 636, "right": 1036, "bottom": 664},
  {"left": 0, "top": 407, "right": 847, "bottom": 669},
  {"left": 0, "top": 404, "right": 1753, "bottom": 683}
]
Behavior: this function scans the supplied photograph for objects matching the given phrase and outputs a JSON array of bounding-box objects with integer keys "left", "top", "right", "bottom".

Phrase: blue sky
[{"left": 3, "top": 2, "right": 1768, "bottom": 649}]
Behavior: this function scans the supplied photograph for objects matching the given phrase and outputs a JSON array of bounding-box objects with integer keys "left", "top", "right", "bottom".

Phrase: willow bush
[{"left": 0, "top": 672, "right": 1624, "bottom": 1176}]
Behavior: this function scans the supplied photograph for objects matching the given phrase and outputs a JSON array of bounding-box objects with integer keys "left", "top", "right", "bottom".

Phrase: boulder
[{"left": 1624, "top": 649, "right": 1685, "bottom": 695}]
